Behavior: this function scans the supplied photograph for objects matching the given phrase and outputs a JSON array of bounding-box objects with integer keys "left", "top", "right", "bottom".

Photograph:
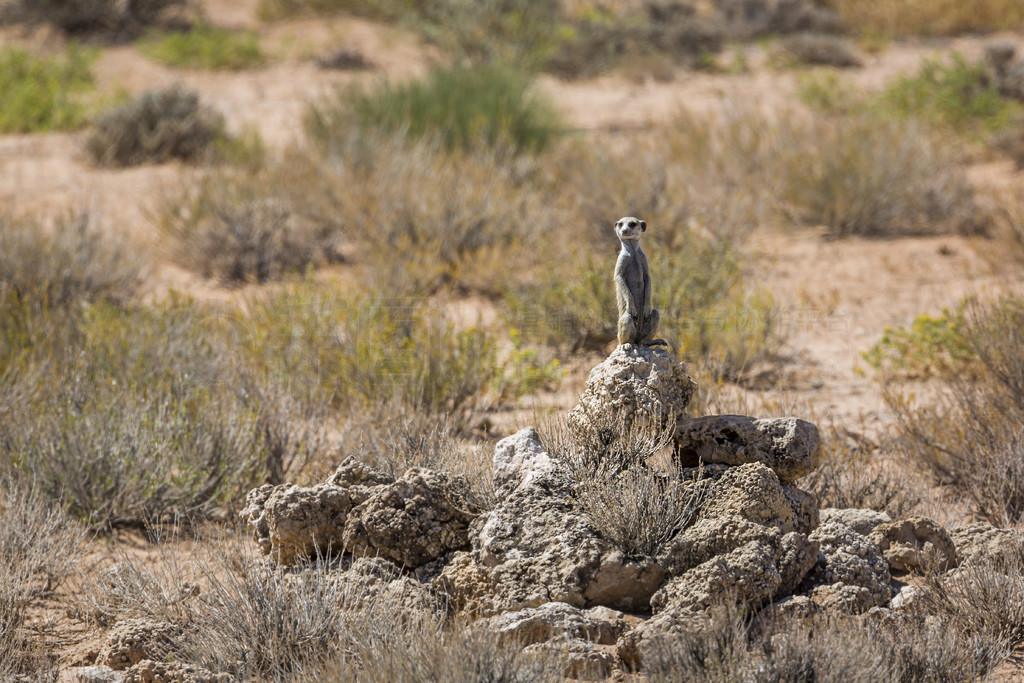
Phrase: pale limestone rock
[
  {"left": 820, "top": 508, "right": 892, "bottom": 536},
  {"left": 868, "top": 516, "right": 957, "bottom": 573}
]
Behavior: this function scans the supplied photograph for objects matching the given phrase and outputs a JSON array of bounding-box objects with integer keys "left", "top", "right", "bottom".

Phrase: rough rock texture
[
  {"left": 777, "top": 531, "right": 820, "bottom": 597},
  {"left": 525, "top": 638, "right": 618, "bottom": 680},
  {"left": 803, "top": 520, "right": 891, "bottom": 612},
  {"left": 760, "top": 594, "right": 819, "bottom": 622},
  {"left": 241, "top": 457, "right": 393, "bottom": 565},
  {"left": 674, "top": 415, "right": 821, "bottom": 483},
  {"left": 341, "top": 468, "right": 476, "bottom": 568},
  {"left": 98, "top": 620, "right": 178, "bottom": 671},
  {"left": 122, "top": 660, "right": 227, "bottom": 683},
  {"left": 242, "top": 457, "right": 473, "bottom": 569},
  {"left": 651, "top": 540, "right": 782, "bottom": 613},
  {"left": 868, "top": 516, "right": 957, "bottom": 573},
  {"left": 783, "top": 485, "right": 820, "bottom": 535},
  {"left": 322, "top": 557, "right": 441, "bottom": 616},
  {"left": 477, "top": 602, "right": 627, "bottom": 646},
  {"left": 69, "top": 666, "right": 124, "bottom": 683},
  {"left": 567, "top": 345, "right": 696, "bottom": 435},
  {"left": 435, "top": 428, "right": 664, "bottom": 615},
  {"left": 821, "top": 508, "right": 892, "bottom": 536},
  {"left": 950, "top": 523, "right": 1024, "bottom": 566}
]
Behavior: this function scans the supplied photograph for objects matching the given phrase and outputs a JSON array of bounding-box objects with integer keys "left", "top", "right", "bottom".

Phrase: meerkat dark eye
[{"left": 628, "top": 220, "right": 637, "bottom": 228}]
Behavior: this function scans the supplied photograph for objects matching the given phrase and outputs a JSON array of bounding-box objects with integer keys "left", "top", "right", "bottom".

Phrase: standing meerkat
[{"left": 614, "top": 216, "right": 666, "bottom": 347}]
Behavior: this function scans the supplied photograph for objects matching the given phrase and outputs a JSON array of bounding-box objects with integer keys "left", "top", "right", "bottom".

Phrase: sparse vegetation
[
  {"left": 140, "top": 22, "right": 265, "bottom": 70},
  {"left": 0, "top": 46, "right": 96, "bottom": 133},
  {"left": 307, "top": 65, "right": 562, "bottom": 154},
  {"left": 827, "top": 0, "right": 1024, "bottom": 37},
  {"left": 86, "top": 85, "right": 227, "bottom": 167},
  {"left": 774, "top": 33, "right": 862, "bottom": 68}
]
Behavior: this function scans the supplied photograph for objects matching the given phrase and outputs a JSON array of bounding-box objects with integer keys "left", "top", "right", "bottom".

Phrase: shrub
[
  {"left": 778, "top": 112, "right": 982, "bottom": 237},
  {"left": 773, "top": 33, "right": 862, "bottom": 68},
  {"left": 1, "top": 0, "right": 184, "bottom": 35},
  {"left": 888, "top": 295, "right": 1024, "bottom": 526},
  {"left": 257, "top": 0, "right": 406, "bottom": 21},
  {"left": 140, "top": 23, "right": 265, "bottom": 70},
  {"left": 85, "top": 85, "right": 226, "bottom": 167},
  {"left": 306, "top": 65, "right": 562, "bottom": 154},
  {"left": 0, "top": 46, "right": 96, "bottom": 133},
  {"left": 826, "top": 0, "right": 1024, "bottom": 37},
  {"left": 881, "top": 53, "right": 1018, "bottom": 137},
  {"left": 862, "top": 302, "right": 976, "bottom": 379}
]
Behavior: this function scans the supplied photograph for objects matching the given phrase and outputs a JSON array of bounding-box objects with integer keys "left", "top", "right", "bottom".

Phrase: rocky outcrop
[
  {"left": 674, "top": 415, "right": 821, "bottom": 483},
  {"left": 122, "top": 660, "right": 227, "bottom": 683},
  {"left": 568, "top": 344, "right": 696, "bottom": 436},
  {"left": 950, "top": 523, "right": 1024, "bottom": 566},
  {"left": 242, "top": 457, "right": 473, "bottom": 568},
  {"left": 98, "top": 619, "right": 179, "bottom": 671},
  {"left": 821, "top": 508, "right": 892, "bottom": 536},
  {"left": 802, "top": 520, "right": 891, "bottom": 612},
  {"left": 868, "top": 516, "right": 957, "bottom": 573},
  {"left": 436, "top": 428, "right": 665, "bottom": 615},
  {"left": 341, "top": 468, "right": 476, "bottom": 568}
]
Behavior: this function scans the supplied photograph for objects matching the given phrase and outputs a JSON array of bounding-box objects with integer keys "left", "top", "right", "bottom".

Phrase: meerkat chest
[{"left": 617, "top": 249, "right": 646, "bottom": 283}]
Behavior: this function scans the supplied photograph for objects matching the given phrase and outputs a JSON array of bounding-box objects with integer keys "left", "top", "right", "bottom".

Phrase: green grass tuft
[
  {"left": 0, "top": 46, "right": 96, "bottom": 133},
  {"left": 140, "top": 22, "right": 264, "bottom": 70}
]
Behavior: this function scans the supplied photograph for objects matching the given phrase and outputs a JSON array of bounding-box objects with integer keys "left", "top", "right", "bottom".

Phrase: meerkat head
[{"left": 615, "top": 216, "right": 646, "bottom": 242}]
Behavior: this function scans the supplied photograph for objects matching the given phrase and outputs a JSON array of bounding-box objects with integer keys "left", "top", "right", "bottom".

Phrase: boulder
[
  {"left": 674, "top": 415, "right": 821, "bottom": 483},
  {"left": 650, "top": 540, "right": 782, "bottom": 613},
  {"left": 122, "top": 660, "right": 228, "bottom": 683},
  {"left": 67, "top": 666, "right": 123, "bottom": 683},
  {"left": 241, "top": 457, "right": 392, "bottom": 565},
  {"left": 477, "top": 602, "right": 627, "bottom": 646},
  {"left": 341, "top": 468, "right": 476, "bottom": 568},
  {"left": 777, "top": 531, "right": 820, "bottom": 597},
  {"left": 949, "top": 523, "right": 1024, "bottom": 566},
  {"left": 334, "top": 557, "right": 442, "bottom": 616},
  {"left": 867, "top": 516, "right": 957, "bottom": 573},
  {"left": 568, "top": 344, "right": 696, "bottom": 436},
  {"left": 801, "top": 520, "right": 891, "bottom": 612},
  {"left": 98, "top": 619, "right": 178, "bottom": 671},
  {"left": 436, "top": 428, "right": 665, "bottom": 614},
  {"left": 524, "top": 638, "right": 618, "bottom": 680},
  {"left": 820, "top": 508, "right": 891, "bottom": 536}
]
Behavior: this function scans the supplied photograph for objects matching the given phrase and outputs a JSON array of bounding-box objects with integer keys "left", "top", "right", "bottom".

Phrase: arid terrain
[{"left": 4, "top": 0, "right": 1024, "bottom": 680}]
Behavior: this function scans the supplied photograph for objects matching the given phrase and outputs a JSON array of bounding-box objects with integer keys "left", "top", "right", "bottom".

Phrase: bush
[
  {"left": 826, "top": 0, "right": 1024, "bottom": 37},
  {"left": 1, "top": 0, "right": 184, "bottom": 35},
  {"left": 257, "top": 0, "right": 406, "bottom": 21},
  {"left": 862, "top": 302, "right": 975, "bottom": 379},
  {"left": 140, "top": 22, "right": 265, "bottom": 70},
  {"left": 881, "top": 53, "right": 1018, "bottom": 137},
  {"left": 0, "top": 46, "right": 96, "bottom": 133},
  {"left": 306, "top": 65, "right": 562, "bottom": 154},
  {"left": 159, "top": 151, "right": 344, "bottom": 283},
  {"left": 85, "top": 85, "right": 226, "bottom": 167},
  {"left": 773, "top": 33, "right": 862, "bottom": 68},
  {"left": 888, "top": 295, "right": 1024, "bottom": 526}
]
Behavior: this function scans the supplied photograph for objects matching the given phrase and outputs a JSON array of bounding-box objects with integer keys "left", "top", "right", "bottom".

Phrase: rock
[
  {"left": 891, "top": 584, "right": 919, "bottom": 610},
  {"left": 98, "top": 620, "right": 178, "bottom": 671},
  {"left": 658, "top": 514, "right": 781, "bottom": 576},
  {"left": 568, "top": 344, "right": 696, "bottom": 437},
  {"left": 122, "top": 660, "right": 228, "bottom": 683},
  {"left": 67, "top": 666, "right": 124, "bottom": 683},
  {"left": 821, "top": 508, "right": 892, "bottom": 536},
  {"left": 524, "top": 638, "right": 618, "bottom": 680},
  {"left": 432, "top": 551, "right": 499, "bottom": 616},
  {"left": 949, "top": 523, "right": 1024, "bottom": 566},
  {"left": 760, "top": 594, "right": 819, "bottom": 622},
  {"left": 868, "top": 516, "right": 957, "bottom": 573},
  {"left": 777, "top": 532, "right": 820, "bottom": 597},
  {"left": 783, "top": 485, "right": 820, "bottom": 535},
  {"left": 436, "top": 428, "right": 665, "bottom": 614},
  {"left": 341, "top": 467, "right": 476, "bottom": 568},
  {"left": 241, "top": 456, "right": 392, "bottom": 565},
  {"left": 477, "top": 602, "right": 627, "bottom": 646},
  {"left": 674, "top": 415, "right": 821, "bottom": 483},
  {"left": 701, "top": 463, "right": 797, "bottom": 531},
  {"left": 340, "top": 557, "right": 442, "bottom": 615},
  {"left": 651, "top": 540, "right": 782, "bottom": 613},
  {"left": 802, "top": 520, "right": 891, "bottom": 612}
]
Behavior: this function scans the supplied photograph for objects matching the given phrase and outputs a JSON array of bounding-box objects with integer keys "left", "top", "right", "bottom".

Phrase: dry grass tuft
[{"left": 827, "top": 0, "right": 1024, "bottom": 37}]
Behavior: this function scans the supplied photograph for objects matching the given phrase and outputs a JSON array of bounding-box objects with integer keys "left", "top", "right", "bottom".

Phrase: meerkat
[{"left": 614, "top": 216, "right": 667, "bottom": 347}]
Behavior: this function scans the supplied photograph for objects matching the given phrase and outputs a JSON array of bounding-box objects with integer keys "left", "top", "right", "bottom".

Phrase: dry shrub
[
  {"left": 774, "top": 32, "right": 862, "bottom": 67},
  {"left": 546, "top": 411, "right": 709, "bottom": 557},
  {"left": 161, "top": 152, "right": 344, "bottom": 284},
  {"left": 826, "top": 0, "right": 1024, "bottom": 37},
  {"left": 1, "top": 0, "right": 184, "bottom": 35},
  {"left": 918, "top": 540, "right": 1024, "bottom": 651},
  {"left": 889, "top": 294, "right": 1024, "bottom": 526},
  {"left": 86, "top": 85, "right": 226, "bottom": 167},
  {"left": 644, "top": 605, "right": 1004, "bottom": 681},
  {"left": 0, "top": 211, "right": 145, "bottom": 308}
]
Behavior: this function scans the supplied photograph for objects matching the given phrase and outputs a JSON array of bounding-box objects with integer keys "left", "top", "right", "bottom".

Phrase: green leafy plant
[
  {"left": 140, "top": 22, "right": 265, "bottom": 70},
  {"left": 0, "top": 46, "right": 96, "bottom": 133},
  {"left": 862, "top": 302, "right": 975, "bottom": 378}
]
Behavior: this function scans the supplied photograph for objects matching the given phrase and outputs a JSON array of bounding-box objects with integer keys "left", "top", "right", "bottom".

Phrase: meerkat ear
[{"left": 640, "top": 221, "right": 647, "bottom": 232}]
